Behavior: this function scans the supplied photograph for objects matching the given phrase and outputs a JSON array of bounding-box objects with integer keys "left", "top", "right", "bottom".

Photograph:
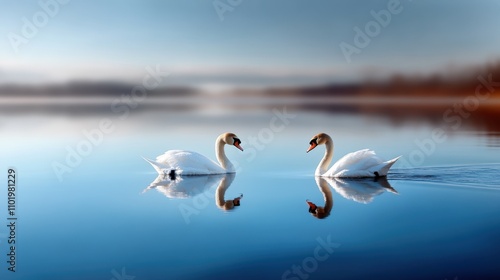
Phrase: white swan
[
  {"left": 307, "top": 133, "right": 400, "bottom": 177},
  {"left": 144, "top": 132, "right": 243, "bottom": 176}
]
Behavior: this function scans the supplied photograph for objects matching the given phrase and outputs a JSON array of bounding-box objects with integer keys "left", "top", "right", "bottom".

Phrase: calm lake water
[{"left": 1, "top": 105, "right": 499, "bottom": 280}]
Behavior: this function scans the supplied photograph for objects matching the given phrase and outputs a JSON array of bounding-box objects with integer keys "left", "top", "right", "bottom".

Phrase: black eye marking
[
  {"left": 309, "top": 138, "right": 318, "bottom": 145},
  {"left": 233, "top": 137, "right": 241, "bottom": 145},
  {"left": 233, "top": 199, "right": 241, "bottom": 206}
]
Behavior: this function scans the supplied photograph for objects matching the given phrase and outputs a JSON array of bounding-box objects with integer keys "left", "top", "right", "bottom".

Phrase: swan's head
[
  {"left": 221, "top": 132, "right": 244, "bottom": 151},
  {"left": 306, "top": 200, "right": 329, "bottom": 219},
  {"left": 307, "top": 133, "right": 330, "bottom": 153},
  {"left": 218, "top": 194, "right": 243, "bottom": 210}
]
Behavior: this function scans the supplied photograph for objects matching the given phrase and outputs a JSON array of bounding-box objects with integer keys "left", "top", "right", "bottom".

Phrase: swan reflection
[
  {"left": 306, "top": 177, "right": 397, "bottom": 218},
  {"left": 143, "top": 173, "right": 242, "bottom": 211},
  {"left": 214, "top": 174, "right": 243, "bottom": 210},
  {"left": 324, "top": 177, "right": 398, "bottom": 204},
  {"left": 306, "top": 177, "right": 333, "bottom": 219}
]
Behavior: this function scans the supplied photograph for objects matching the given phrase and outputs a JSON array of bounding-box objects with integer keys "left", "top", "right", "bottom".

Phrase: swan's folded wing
[
  {"left": 155, "top": 150, "right": 225, "bottom": 175},
  {"left": 155, "top": 150, "right": 190, "bottom": 163},
  {"left": 328, "top": 149, "right": 382, "bottom": 176}
]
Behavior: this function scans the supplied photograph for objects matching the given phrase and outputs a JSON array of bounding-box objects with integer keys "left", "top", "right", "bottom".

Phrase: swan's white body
[
  {"left": 144, "top": 150, "right": 231, "bottom": 175},
  {"left": 322, "top": 149, "right": 400, "bottom": 177},
  {"left": 144, "top": 133, "right": 242, "bottom": 176},
  {"left": 308, "top": 133, "right": 400, "bottom": 178}
]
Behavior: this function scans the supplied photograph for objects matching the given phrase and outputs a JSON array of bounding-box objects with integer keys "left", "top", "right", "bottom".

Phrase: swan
[
  {"left": 307, "top": 132, "right": 400, "bottom": 177},
  {"left": 144, "top": 132, "right": 243, "bottom": 176}
]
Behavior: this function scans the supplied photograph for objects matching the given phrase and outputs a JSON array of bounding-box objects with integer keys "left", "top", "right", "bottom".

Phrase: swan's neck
[
  {"left": 316, "top": 137, "right": 334, "bottom": 176},
  {"left": 215, "top": 136, "right": 232, "bottom": 170},
  {"left": 215, "top": 176, "right": 229, "bottom": 207},
  {"left": 215, "top": 175, "right": 239, "bottom": 210},
  {"left": 318, "top": 179, "right": 334, "bottom": 213}
]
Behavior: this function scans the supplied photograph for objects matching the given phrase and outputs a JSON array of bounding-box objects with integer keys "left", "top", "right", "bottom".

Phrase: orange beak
[
  {"left": 307, "top": 200, "right": 318, "bottom": 213},
  {"left": 307, "top": 142, "right": 317, "bottom": 153},
  {"left": 234, "top": 142, "right": 244, "bottom": 151}
]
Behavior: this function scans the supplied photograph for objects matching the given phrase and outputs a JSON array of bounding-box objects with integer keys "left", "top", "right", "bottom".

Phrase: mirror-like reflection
[
  {"left": 143, "top": 175, "right": 221, "bottom": 199},
  {"left": 143, "top": 174, "right": 242, "bottom": 211},
  {"left": 306, "top": 177, "right": 398, "bottom": 219},
  {"left": 306, "top": 177, "right": 334, "bottom": 219},
  {"left": 324, "top": 177, "right": 398, "bottom": 204},
  {"left": 214, "top": 174, "right": 243, "bottom": 210}
]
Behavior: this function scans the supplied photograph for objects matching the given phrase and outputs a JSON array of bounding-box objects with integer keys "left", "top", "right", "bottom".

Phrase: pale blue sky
[{"left": 1, "top": 0, "right": 500, "bottom": 86}]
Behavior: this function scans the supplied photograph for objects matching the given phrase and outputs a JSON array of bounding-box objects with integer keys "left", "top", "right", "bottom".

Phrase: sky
[{"left": 1, "top": 0, "right": 500, "bottom": 87}]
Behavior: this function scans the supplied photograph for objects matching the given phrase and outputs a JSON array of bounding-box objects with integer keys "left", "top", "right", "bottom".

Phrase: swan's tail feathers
[
  {"left": 385, "top": 185, "right": 399, "bottom": 195},
  {"left": 378, "top": 156, "right": 401, "bottom": 176},
  {"left": 142, "top": 156, "right": 171, "bottom": 175}
]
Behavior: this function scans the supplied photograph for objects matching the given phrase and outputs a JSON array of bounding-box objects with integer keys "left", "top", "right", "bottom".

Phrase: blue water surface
[{"left": 1, "top": 111, "right": 499, "bottom": 280}]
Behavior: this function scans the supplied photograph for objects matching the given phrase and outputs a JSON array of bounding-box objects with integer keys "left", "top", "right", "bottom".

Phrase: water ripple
[{"left": 390, "top": 164, "right": 500, "bottom": 189}]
